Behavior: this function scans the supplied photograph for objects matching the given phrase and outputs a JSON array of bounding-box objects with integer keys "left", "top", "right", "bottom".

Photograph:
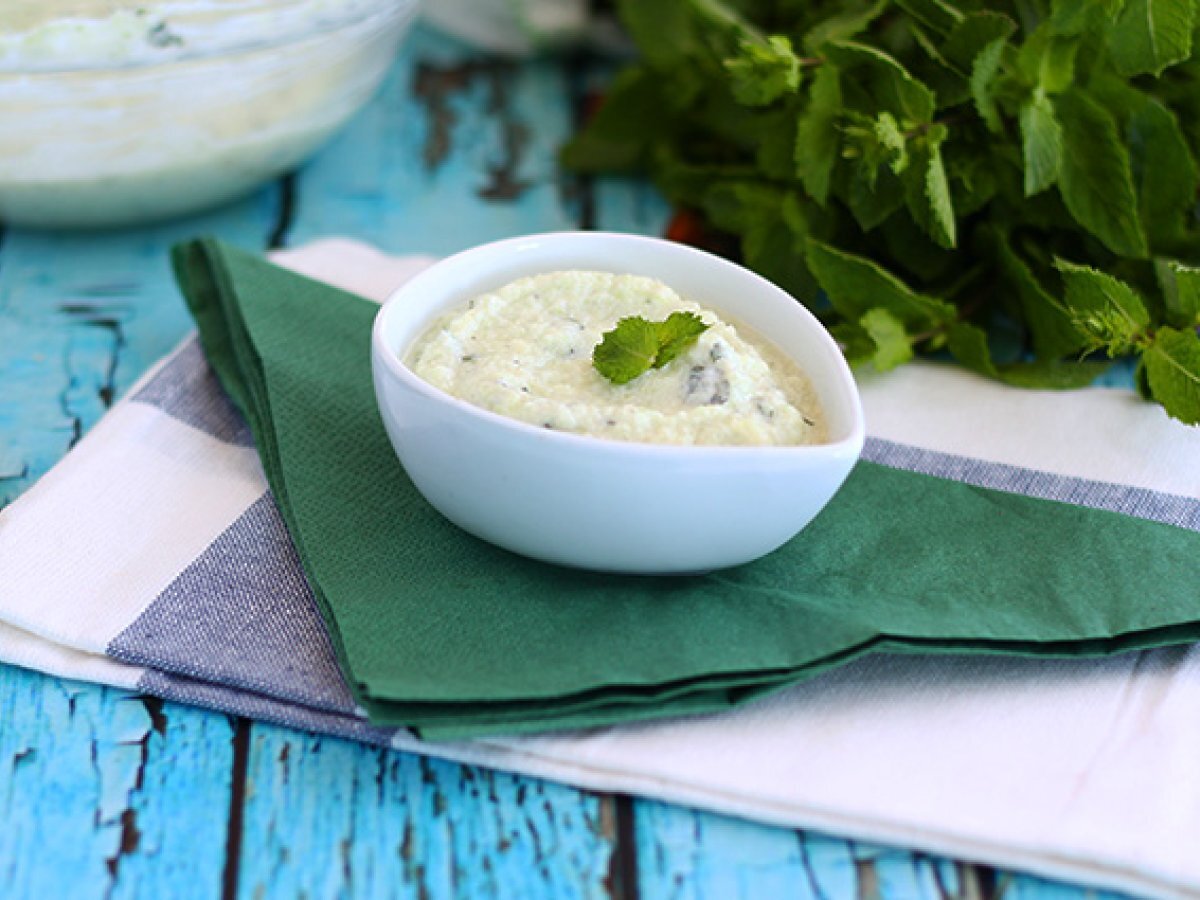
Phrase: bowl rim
[
  {"left": 1, "top": 0, "right": 417, "bottom": 76},
  {"left": 372, "top": 230, "right": 866, "bottom": 460}
]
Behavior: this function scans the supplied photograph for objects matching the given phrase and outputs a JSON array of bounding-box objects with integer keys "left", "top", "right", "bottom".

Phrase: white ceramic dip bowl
[{"left": 371, "top": 231, "right": 865, "bottom": 574}]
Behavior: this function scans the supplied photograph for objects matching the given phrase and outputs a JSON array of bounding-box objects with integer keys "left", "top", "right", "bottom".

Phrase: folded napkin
[
  {"left": 3, "top": 238, "right": 1199, "bottom": 897},
  {"left": 170, "top": 237, "right": 1200, "bottom": 739}
]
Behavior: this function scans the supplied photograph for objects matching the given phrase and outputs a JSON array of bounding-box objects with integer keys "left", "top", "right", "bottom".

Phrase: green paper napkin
[{"left": 173, "top": 238, "right": 1200, "bottom": 739}]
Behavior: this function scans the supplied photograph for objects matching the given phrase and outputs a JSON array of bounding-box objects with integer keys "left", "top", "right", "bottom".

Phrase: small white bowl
[
  {"left": 371, "top": 232, "right": 865, "bottom": 574},
  {"left": 0, "top": 0, "right": 419, "bottom": 228}
]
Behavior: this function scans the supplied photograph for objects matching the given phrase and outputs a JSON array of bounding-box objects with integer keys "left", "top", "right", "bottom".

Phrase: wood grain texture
[
  {"left": 0, "top": 666, "right": 234, "bottom": 898},
  {"left": 631, "top": 799, "right": 969, "bottom": 900},
  {"left": 236, "top": 724, "right": 616, "bottom": 899},
  {"left": 630, "top": 800, "right": 1135, "bottom": 900},
  {"left": 285, "top": 27, "right": 577, "bottom": 257},
  {"left": 0, "top": 199, "right": 279, "bottom": 506}
]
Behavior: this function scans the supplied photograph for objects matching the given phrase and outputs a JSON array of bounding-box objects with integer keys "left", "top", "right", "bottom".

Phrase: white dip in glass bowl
[
  {"left": 371, "top": 232, "right": 865, "bottom": 574},
  {"left": 0, "top": 0, "right": 420, "bottom": 228}
]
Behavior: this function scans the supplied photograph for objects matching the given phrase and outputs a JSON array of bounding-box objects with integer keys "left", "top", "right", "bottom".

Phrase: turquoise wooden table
[{"left": 0, "top": 27, "right": 1131, "bottom": 900}]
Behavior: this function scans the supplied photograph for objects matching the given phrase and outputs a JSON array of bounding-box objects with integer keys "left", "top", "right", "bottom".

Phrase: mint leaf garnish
[
  {"left": 593, "top": 312, "right": 710, "bottom": 385},
  {"left": 654, "top": 311, "right": 711, "bottom": 367},
  {"left": 591, "top": 317, "right": 660, "bottom": 385}
]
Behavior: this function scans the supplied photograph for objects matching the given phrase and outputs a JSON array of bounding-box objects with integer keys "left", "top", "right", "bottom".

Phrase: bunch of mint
[{"left": 562, "top": 0, "right": 1200, "bottom": 424}]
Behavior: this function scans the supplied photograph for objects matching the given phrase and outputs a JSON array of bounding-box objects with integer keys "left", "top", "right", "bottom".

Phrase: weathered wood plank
[
  {"left": 0, "top": 198, "right": 278, "bottom": 505},
  {"left": 285, "top": 26, "right": 578, "bottom": 257},
  {"left": 999, "top": 872, "right": 1130, "bottom": 900},
  {"left": 628, "top": 800, "right": 1140, "bottom": 900},
  {"left": 235, "top": 724, "right": 616, "bottom": 899},
  {"left": 0, "top": 665, "right": 234, "bottom": 898}
]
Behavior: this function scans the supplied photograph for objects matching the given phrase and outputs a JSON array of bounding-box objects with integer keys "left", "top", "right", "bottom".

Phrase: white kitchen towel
[{"left": 1, "top": 238, "right": 1198, "bottom": 899}]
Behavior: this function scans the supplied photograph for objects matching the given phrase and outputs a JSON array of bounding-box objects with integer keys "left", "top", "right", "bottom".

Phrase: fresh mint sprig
[
  {"left": 563, "top": 0, "right": 1200, "bottom": 425},
  {"left": 593, "top": 312, "right": 709, "bottom": 385}
]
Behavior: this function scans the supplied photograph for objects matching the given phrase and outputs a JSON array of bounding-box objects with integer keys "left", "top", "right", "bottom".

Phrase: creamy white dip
[
  {"left": 0, "top": 0, "right": 415, "bottom": 227},
  {"left": 408, "top": 271, "right": 827, "bottom": 447}
]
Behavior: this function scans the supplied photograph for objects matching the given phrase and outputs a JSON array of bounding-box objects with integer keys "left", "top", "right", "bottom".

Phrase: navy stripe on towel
[
  {"left": 130, "top": 336, "right": 254, "bottom": 446},
  {"left": 864, "top": 437, "right": 1200, "bottom": 532}
]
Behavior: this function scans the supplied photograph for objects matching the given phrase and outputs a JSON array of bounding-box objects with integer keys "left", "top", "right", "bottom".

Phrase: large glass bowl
[{"left": 0, "top": 0, "right": 420, "bottom": 228}]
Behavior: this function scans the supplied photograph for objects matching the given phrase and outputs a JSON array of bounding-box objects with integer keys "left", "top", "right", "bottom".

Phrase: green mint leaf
[
  {"left": 843, "top": 158, "right": 907, "bottom": 231},
  {"left": 970, "top": 36, "right": 1009, "bottom": 132},
  {"left": 706, "top": 185, "right": 817, "bottom": 300},
  {"left": 795, "top": 63, "right": 842, "bottom": 205},
  {"left": 1142, "top": 326, "right": 1200, "bottom": 424},
  {"left": 1135, "top": 356, "right": 1154, "bottom": 400},
  {"left": 998, "top": 359, "right": 1110, "bottom": 389},
  {"left": 1051, "top": 0, "right": 1123, "bottom": 35},
  {"left": 806, "top": 238, "right": 956, "bottom": 331},
  {"left": 1021, "top": 28, "right": 1080, "bottom": 93},
  {"left": 1126, "top": 96, "right": 1198, "bottom": 248},
  {"left": 802, "top": 0, "right": 889, "bottom": 53},
  {"left": 1094, "top": 74, "right": 1200, "bottom": 248},
  {"left": 874, "top": 112, "right": 909, "bottom": 174},
  {"left": 1091, "top": 77, "right": 1200, "bottom": 249},
  {"left": 879, "top": 211, "right": 956, "bottom": 281},
  {"left": 592, "top": 316, "right": 661, "bottom": 384},
  {"left": 1157, "top": 260, "right": 1200, "bottom": 326},
  {"left": 894, "top": 0, "right": 963, "bottom": 35},
  {"left": 942, "top": 12, "right": 1018, "bottom": 74},
  {"left": 655, "top": 311, "right": 711, "bottom": 367},
  {"left": 902, "top": 124, "right": 956, "bottom": 248},
  {"left": 618, "top": 0, "right": 746, "bottom": 69},
  {"left": 860, "top": 307, "right": 914, "bottom": 370},
  {"left": 946, "top": 322, "right": 999, "bottom": 378},
  {"left": 1106, "top": 0, "right": 1195, "bottom": 77},
  {"left": 1019, "top": 89, "right": 1063, "bottom": 196},
  {"left": 755, "top": 107, "right": 802, "bottom": 180},
  {"left": 824, "top": 41, "right": 936, "bottom": 124},
  {"left": 829, "top": 321, "right": 877, "bottom": 367},
  {"left": 741, "top": 192, "right": 819, "bottom": 301},
  {"left": 924, "top": 10, "right": 1017, "bottom": 108},
  {"left": 941, "top": 143, "right": 998, "bottom": 217},
  {"left": 925, "top": 139, "right": 956, "bottom": 247},
  {"left": 947, "top": 322, "right": 1106, "bottom": 387},
  {"left": 1056, "top": 88, "right": 1150, "bottom": 258},
  {"left": 592, "top": 313, "right": 710, "bottom": 385},
  {"left": 907, "top": 19, "right": 970, "bottom": 110},
  {"left": 699, "top": 180, "right": 784, "bottom": 233},
  {"left": 617, "top": 0, "right": 695, "bottom": 67},
  {"left": 1055, "top": 258, "right": 1151, "bottom": 354},
  {"left": 994, "top": 232, "right": 1087, "bottom": 359},
  {"left": 725, "top": 35, "right": 802, "bottom": 106},
  {"left": 1168, "top": 263, "right": 1200, "bottom": 324},
  {"left": 560, "top": 67, "right": 668, "bottom": 173},
  {"left": 571, "top": 0, "right": 1200, "bottom": 424}
]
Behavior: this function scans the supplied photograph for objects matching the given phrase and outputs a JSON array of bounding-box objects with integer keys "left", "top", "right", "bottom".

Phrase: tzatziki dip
[
  {"left": 407, "top": 271, "right": 826, "bottom": 447},
  {"left": 0, "top": 0, "right": 414, "bottom": 227}
]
